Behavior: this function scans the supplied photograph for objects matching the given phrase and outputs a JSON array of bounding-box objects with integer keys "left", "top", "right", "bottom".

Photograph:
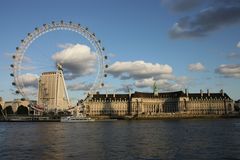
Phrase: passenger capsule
[
  {"left": 101, "top": 83, "right": 104, "bottom": 87},
  {"left": 12, "top": 82, "right": 16, "bottom": 86},
  {"left": 102, "top": 47, "right": 105, "bottom": 51},
  {"left": 104, "top": 56, "right": 108, "bottom": 60},
  {"left": 104, "top": 74, "right": 107, "bottom": 77},
  {"left": 15, "top": 90, "right": 20, "bottom": 94},
  {"left": 105, "top": 64, "right": 108, "bottom": 68},
  {"left": 12, "top": 55, "right": 16, "bottom": 59},
  {"left": 10, "top": 64, "right": 14, "bottom": 68},
  {"left": 10, "top": 73, "right": 14, "bottom": 77}
]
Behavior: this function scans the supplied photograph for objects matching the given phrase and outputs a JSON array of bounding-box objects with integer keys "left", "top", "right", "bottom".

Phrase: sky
[{"left": 0, "top": 0, "right": 240, "bottom": 104}]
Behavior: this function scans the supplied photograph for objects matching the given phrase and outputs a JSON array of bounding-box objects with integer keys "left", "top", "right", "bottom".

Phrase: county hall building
[{"left": 84, "top": 89, "right": 234, "bottom": 117}]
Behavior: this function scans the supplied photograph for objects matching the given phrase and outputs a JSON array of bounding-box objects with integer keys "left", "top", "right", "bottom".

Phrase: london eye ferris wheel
[{"left": 10, "top": 21, "right": 108, "bottom": 103}]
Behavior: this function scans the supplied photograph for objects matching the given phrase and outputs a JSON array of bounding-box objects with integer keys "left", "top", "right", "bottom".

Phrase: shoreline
[
  {"left": 0, "top": 113, "right": 240, "bottom": 122},
  {"left": 134, "top": 114, "right": 240, "bottom": 120}
]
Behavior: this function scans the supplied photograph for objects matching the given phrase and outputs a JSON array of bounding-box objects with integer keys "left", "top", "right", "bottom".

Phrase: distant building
[
  {"left": 0, "top": 98, "right": 39, "bottom": 116},
  {"left": 37, "top": 64, "right": 70, "bottom": 111},
  {"left": 1, "top": 99, "right": 32, "bottom": 115},
  {"left": 85, "top": 93, "right": 130, "bottom": 116},
  {"left": 84, "top": 89, "right": 234, "bottom": 117},
  {"left": 234, "top": 100, "right": 240, "bottom": 112},
  {"left": 0, "top": 97, "right": 4, "bottom": 109}
]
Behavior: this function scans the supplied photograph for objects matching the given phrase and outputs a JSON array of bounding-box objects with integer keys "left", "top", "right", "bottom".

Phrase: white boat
[{"left": 61, "top": 113, "right": 95, "bottom": 122}]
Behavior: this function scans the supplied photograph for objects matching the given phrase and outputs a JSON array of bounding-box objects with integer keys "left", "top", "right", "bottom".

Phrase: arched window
[
  {"left": 16, "top": 105, "right": 29, "bottom": 115},
  {"left": 4, "top": 106, "right": 14, "bottom": 115},
  {"left": 227, "top": 104, "right": 232, "bottom": 112},
  {"left": 184, "top": 99, "right": 187, "bottom": 111},
  {"left": 0, "top": 105, "right": 2, "bottom": 116}
]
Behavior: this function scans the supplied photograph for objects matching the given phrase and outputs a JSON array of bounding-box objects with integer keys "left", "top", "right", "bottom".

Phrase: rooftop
[{"left": 88, "top": 90, "right": 232, "bottom": 100}]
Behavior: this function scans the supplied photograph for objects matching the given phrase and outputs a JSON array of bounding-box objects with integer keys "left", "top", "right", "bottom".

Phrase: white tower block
[{"left": 37, "top": 63, "right": 70, "bottom": 111}]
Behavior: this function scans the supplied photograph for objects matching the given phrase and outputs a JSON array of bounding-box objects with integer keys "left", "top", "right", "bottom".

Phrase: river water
[{"left": 0, "top": 119, "right": 240, "bottom": 160}]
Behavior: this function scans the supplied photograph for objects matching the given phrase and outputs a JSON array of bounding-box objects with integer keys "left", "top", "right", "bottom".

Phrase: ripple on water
[{"left": 0, "top": 119, "right": 240, "bottom": 160}]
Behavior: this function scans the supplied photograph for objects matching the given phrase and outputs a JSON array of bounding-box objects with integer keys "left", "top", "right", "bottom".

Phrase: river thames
[{"left": 0, "top": 119, "right": 240, "bottom": 160}]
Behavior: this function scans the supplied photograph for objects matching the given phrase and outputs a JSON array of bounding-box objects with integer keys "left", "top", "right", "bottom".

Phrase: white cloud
[
  {"left": 22, "top": 87, "right": 38, "bottom": 97},
  {"left": 188, "top": 62, "right": 205, "bottom": 72},
  {"left": 107, "top": 60, "right": 173, "bottom": 80},
  {"left": 22, "top": 55, "right": 32, "bottom": 63},
  {"left": 18, "top": 73, "right": 39, "bottom": 88},
  {"left": 108, "top": 53, "right": 116, "bottom": 58},
  {"left": 4, "top": 52, "right": 12, "bottom": 57},
  {"left": 215, "top": 64, "right": 240, "bottom": 78},
  {"left": 116, "top": 84, "right": 134, "bottom": 93},
  {"left": 134, "top": 77, "right": 190, "bottom": 91},
  {"left": 19, "top": 66, "right": 36, "bottom": 71},
  {"left": 58, "top": 43, "right": 74, "bottom": 49},
  {"left": 52, "top": 44, "right": 97, "bottom": 80},
  {"left": 237, "top": 41, "right": 240, "bottom": 48},
  {"left": 227, "top": 52, "right": 240, "bottom": 59},
  {"left": 134, "top": 78, "right": 156, "bottom": 88},
  {"left": 105, "top": 60, "right": 193, "bottom": 92},
  {"left": 155, "top": 74, "right": 176, "bottom": 80},
  {"left": 67, "top": 82, "right": 92, "bottom": 91}
]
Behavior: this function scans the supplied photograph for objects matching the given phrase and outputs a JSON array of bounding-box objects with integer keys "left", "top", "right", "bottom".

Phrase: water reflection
[{"left": 0, "top": 119, "right": 240, "bottom": 160}]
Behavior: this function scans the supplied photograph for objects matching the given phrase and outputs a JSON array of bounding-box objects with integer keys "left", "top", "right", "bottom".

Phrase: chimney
[
  {"left": 185, "top": 89, "right": 188, "bottom": 97},
  {"left": 153, "top": 81, "right": 158, "bottom": 96},
  {"left": 106, "top": 90, "right": 108, "bottom": 98},
  {"left": 220, "top": 89, "right": 224, "bottom": 96},
  {"left": 200, "top": 89, "right": 203, "bottom": 97},
  {"left": 89, "top": 93, "right": 93, "bottom": 98},
  {"left": 129, "top": 90, "right": 131, "bottom": 98},
  {"left": 207, "top": 89, "right": 210, "bottom": 96}
]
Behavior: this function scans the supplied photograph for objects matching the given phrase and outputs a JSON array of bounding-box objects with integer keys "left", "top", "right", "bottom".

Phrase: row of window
[
  {"left": 90, "top": 110, "right": 127, "bottom": 114},
  {"left": 189, "top": 108, "right": 226, "bottom": 111},
  {"left": 188, "top": 105, "right": 224, "bottom": 109},
  {"left": 90, "top": 100, "right": 129, "bottom": 102},
  {"left": 90, "top": 105, "right": 128, "bottom": 111}
]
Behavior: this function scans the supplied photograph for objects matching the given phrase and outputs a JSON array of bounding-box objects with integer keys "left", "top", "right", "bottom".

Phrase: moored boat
[{"left": 61, "top": 113, "right": 95, "bottom": 122}]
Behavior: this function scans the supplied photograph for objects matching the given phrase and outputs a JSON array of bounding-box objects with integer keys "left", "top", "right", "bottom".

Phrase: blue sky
[{"left": 0, "top": 0, "right": 240, "bottom": 103}]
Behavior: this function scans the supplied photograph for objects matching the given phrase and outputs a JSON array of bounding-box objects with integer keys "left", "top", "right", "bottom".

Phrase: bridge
[{"left": 0, "top": 98, "right": 34, "bottom": 116}]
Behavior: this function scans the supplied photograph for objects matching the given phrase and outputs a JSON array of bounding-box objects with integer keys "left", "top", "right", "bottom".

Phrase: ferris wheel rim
[{"left": 11, "top": 21, "right": 107, "bottom": 100}]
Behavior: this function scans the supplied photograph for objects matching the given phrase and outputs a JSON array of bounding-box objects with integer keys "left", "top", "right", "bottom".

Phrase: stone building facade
[
  {"left": 84, "top": 90, "right": 234, "bottom": 117},
  {"left": 0, "top": 97, "right": 4, "bottom": 109},
  {"left": 234, "top": 100, "right": 240, "bottom": 112},
  {"left": 85, "top": 94, "right": 130, "bottom": 116},
  {"left": 0, "top": 99, "right": 32, "bottom": 115},
  {"left": 180, "top": 90, "right": 233, "bottom": 115}
]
